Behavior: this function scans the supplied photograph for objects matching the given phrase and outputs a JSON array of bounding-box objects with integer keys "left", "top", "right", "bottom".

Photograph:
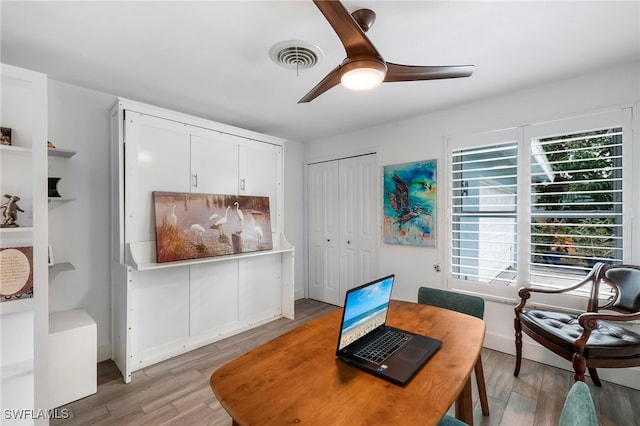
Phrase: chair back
[
  {"left": 417, "top": 287, "right": 484, "bottom": 319},
  {"left": 558, "top": 381, "right": 598, "bottom": 426},
  {"left": 600, "top": 264, "right": 640, "bottom": 313}
]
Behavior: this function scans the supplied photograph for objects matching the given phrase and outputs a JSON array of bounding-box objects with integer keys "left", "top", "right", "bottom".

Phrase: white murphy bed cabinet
[
  {"left": 0, "top": 64, "right": 48, "bottom": 419},
  {"left": 110, "top": 99, "right": 294, "bottom": 382}
]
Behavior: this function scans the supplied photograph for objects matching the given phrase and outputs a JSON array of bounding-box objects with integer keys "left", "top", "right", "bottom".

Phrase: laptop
[{"left": 335, "top": 274, "right": 442, "bottom": 385}]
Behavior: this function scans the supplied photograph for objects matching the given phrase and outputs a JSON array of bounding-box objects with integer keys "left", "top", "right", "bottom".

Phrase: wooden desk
[{"left": 210, "top": 300, "right": 485, "bottom": 426}]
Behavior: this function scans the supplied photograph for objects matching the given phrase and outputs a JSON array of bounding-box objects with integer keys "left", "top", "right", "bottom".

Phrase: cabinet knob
[
  {"left": 347, "top": 240, "right": 351, "bottom": 244},
  {"left": 327, "top": 239, "right": 330, "bottom": 242}
]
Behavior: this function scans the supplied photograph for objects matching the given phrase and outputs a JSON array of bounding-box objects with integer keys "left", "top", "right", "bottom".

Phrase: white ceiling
[{"left": 1, "top": 1, "right": 639, "bottom": 142}]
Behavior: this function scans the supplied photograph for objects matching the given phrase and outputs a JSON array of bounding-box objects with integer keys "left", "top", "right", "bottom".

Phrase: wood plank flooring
[{"left": 52, "top": 299, "right": 639, "bottom": 426}]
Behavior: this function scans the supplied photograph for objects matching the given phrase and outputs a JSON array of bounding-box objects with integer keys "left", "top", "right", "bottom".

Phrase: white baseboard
[{"left": 484, "top": 331, "right": 640, "bottom": 390}]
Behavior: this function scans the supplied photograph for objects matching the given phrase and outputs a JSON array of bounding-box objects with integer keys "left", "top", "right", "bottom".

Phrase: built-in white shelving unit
[
  {"left": 0, "top": 63, "right": 49, "bottom": 420},
  {"left": 47, "top": 146, "right": 77, "bottom": 272}
]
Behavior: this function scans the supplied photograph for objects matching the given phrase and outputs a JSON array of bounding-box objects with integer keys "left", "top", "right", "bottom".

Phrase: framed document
[{"left": 0, "top": 246, "right": 34, "bottom": 300}]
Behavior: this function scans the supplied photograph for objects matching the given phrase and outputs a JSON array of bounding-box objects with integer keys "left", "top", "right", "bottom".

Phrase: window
[
  {"left": 448, "top": 109, "right": 632, "bottom": 298},
  {"left": 451, "top": 140, "right": 518, "bottom": 285},
  {"left": 530, "top": 128, "right": 623, "bottom": 289}
]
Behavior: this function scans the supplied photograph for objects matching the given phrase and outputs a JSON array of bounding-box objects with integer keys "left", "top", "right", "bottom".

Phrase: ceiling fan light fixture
[{"left": 339, "top": 59, "right": 387, "bottom": 91}]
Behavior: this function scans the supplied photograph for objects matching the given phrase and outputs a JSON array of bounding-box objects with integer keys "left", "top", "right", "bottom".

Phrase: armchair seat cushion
[{"left": 520, "top": 309, "right": 640, "bottom": 359}]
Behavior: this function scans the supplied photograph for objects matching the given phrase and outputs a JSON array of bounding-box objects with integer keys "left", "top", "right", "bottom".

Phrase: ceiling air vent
[{"left": 270, "top": 40, "right": 323, "bottom": 72}]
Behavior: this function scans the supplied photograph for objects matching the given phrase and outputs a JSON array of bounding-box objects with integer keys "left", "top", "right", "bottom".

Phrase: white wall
[
  {"left": 303, "top": 61, "right": 640, "bottom": 389},
  {"left": 47, "top": 81, "right": 116, "bottom": 361}
]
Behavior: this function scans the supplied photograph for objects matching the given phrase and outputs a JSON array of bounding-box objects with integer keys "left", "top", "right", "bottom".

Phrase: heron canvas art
[
  {"left": 152, "top": 191, "right": 273, "bottom": 263},
  {"left": 383, "top": 160, "right": 437, "bottom": 247}
]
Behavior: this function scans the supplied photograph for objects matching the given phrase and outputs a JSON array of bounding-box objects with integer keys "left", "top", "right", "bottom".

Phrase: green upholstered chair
[
  {"left": 438, "top": 381, "right": 598, "bottom": 426},
  {"left": 418, "top": 287, "right": 489, "bottom": 416},
  {"left": 559, "top": 381, "right": 598, "bottom": 426},
  {"left": 437, "top": 415, "right": 468, "bottom": 426}
]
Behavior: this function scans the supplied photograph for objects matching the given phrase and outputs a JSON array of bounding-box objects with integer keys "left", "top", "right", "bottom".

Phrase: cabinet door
[
  {"left": 307, "top": 161, "right": 341, "bottom": 305},
  {"left": 239, "top": 256, "right": 280, "bottom": 323},
  {"left": 130, "top": 267, "right": 190, "bottom": 364},
  {"left": 190, "top": 130, "right": 241, "bottom": 195},
  {"left": 190, "top": 261, "right": 239, "bottom": 336},
  {"left": 238, "top": 141, "right": 282, "bottom": 234},
  {"left": 339, "top": 155, "right": 378, "bottom": 294},
  {"left": 124, "top": 113, "right": 190, "bottom": 243}
]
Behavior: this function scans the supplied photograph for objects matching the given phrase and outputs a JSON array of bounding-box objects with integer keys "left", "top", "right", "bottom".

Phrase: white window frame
[{"left": 445, "top": 108, "right": 634, "bottom": 309}]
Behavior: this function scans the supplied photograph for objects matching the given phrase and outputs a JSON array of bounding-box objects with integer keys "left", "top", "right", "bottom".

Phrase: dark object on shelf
[
  {"left": 0, "top": 246, "right": 34, "bottom": 301},
  {"left": 0, "top": 127, "right": 11, "bottom": 146},
  {"left": 48, "top": 177, "right": 62, "bottom": 198},
  {"left": 514, "top": 262, "right": 640, "bottom": 386},
  {"left": 48, "top": 141, "right": 56, "bottom": 149},
  {"left": 0, "top": 194, "right": 24, "bottom": 227}
]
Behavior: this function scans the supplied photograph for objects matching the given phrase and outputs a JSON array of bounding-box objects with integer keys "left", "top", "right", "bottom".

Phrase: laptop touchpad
[{"left": 397, "top": 347, "right": 427, "bottom": 363}]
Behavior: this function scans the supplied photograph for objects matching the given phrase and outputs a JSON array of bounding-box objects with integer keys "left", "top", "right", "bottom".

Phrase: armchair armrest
[
  {"left": 578, "top": 310, "right": 640, "bottom": 331},
  {"left": 515, "top": 264, "right": 604, "bottom": 316}
]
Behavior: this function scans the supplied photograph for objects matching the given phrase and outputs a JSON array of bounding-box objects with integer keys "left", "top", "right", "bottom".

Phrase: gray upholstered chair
[
  {"left": 514, "top": 262, "right": 640, "bottom": 385},
  {"left": 418, "top": 287, "right": 489, "bottom": 416}
]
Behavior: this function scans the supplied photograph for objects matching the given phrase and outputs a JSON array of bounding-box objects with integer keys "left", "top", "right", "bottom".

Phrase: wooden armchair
[{"left": 514, "top": 262, "right": 640, "bottom": 385}]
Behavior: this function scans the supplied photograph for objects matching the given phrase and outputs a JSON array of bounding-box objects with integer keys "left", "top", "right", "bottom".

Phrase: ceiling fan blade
[
  {"left": 384, "top": 63, "right": 475, "bottom": 82},
  {"left": 298, "top": 65, "right": 342, "bottom": 103},
  {"left": 312, "top": 0, "right": 381, "bottom": 58}
]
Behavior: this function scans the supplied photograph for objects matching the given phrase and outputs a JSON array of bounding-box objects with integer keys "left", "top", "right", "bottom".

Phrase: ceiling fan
[{"left": 298, "top": 0, "right": 475, "bottom": 103}]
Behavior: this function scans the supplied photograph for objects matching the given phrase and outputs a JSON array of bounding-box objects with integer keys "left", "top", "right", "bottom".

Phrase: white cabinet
[
  {"left": 0, "top": 63, "right": 49, "bottom": 419},
  {"left": 110, "top": 99, "right": 293, "bottom": 382},
  {"left": 307, "top": 154, "right": 378, "bottom": 306},
  {"left": 48, "top": 309, "right": 96, "bottom": 409}
]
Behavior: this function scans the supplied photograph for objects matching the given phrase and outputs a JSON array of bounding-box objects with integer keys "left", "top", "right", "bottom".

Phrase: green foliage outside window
[{"left": 531, "top": 130, "right": 620, "bottom": 267}]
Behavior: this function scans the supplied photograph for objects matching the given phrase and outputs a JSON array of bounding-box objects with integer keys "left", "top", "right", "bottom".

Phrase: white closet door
[
  {"left": 190, "top": 131, "right": 241, "bottom": 194},
  {"left": 124, "top": 112, "right": 190, "bottom": 243},
  {"left": 339, "top": 154, "right": 378, "bottom": 294},
  {"left": 307, "top": 161, "right": 341, "bottom": 305}
]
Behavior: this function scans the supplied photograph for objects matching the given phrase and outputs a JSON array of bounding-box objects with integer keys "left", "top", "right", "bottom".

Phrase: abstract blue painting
[{"left": 383, "top": 160, "right": 437, "bottom": 247}]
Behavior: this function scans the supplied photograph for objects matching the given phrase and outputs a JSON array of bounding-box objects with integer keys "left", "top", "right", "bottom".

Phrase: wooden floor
[{"left": 52, "top": 299, "right": 639, "bottom": 426}]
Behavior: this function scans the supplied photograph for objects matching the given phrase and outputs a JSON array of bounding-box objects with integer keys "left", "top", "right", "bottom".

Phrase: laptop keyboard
[{"left": 354, "top": 329, "right": 412, "bottom": 365}]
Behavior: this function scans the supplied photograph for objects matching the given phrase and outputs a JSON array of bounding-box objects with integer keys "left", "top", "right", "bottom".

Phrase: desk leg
[{"left": 455, "top": 377, "right": 474, "bottom": 426}]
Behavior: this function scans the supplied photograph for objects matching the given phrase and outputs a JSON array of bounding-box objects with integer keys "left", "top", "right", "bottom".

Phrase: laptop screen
[{"left": 337, "top": 275, "right": 395, "bottom": 351}]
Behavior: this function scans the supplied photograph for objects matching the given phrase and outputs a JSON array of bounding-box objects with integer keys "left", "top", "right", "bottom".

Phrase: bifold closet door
[
  {"left": 307, "top": 160, "right": 341, "bottom": 306},
  {"left": 307, "top": 154, "right": 377, "bottom": 306},
  {"left": 339, "top": 155, "right": 377, "bottom": 294}
]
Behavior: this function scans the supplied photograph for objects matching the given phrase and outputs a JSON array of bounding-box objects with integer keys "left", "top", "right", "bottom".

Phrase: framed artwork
[
  {"left": 0, "top": 246, "right": 34, "bottom": 301},
  {"left": 152, "top": 191, "right": 273, "bottom": 263},
  {"left": 383, "top": 160, "right": 437, "bottom": 247}
]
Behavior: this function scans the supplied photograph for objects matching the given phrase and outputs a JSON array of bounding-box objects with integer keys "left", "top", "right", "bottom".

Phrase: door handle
[{"left": 192, "top": 173, "right": 198, "bottom": 188}]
